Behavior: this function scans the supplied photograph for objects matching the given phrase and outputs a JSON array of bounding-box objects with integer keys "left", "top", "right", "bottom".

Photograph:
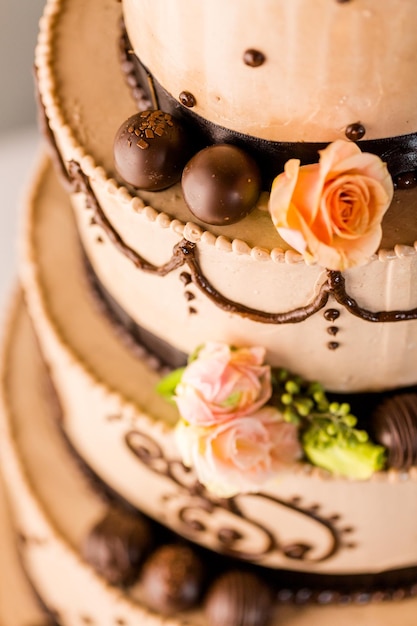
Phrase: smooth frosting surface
[{"left": 124, "top": 0, "right": 417, "bottom": 141}]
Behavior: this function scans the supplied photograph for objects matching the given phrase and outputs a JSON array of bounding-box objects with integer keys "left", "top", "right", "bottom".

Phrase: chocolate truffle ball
[
  {"left": 139, "top": 543, "right": 204, "bottom": 614},
  {"left": 82, "top": 508, "right": 152, "bottom": 586},
  {"left": 182, "top": 144, "right": 261, "bottom": 225},
  {"left": 205, "top": 570, "right": 273, "bottom": 626},
  {"left": 114, "top": 110, "right": 190, "bottom": 191},
  {"left": 372, "top": 392, "right": 417, "bottom": 470}
]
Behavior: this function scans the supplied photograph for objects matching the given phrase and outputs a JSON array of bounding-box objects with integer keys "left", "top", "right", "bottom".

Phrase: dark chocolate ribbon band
[{"left": 126, "top": 38, "right": 417, "bottom": 186}]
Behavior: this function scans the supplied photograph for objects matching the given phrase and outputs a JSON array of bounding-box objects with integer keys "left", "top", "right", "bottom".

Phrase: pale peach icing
[
  {"left": 2, "top": 0, "right": 417, "bottom": 622},
  {"left": 124, "top": 0, "right": 417, "bottom": 141},
  {"left": 17, "top": 154, "right": 417, "bottom": 578}
]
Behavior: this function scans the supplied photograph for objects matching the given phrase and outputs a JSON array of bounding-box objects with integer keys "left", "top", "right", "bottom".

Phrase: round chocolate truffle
[
  {"left": 372, "top": 393, "right": 417, "bottom": 470},
  {"left": 82, "top": 508, "right": 152, "bottom": 586},
  {"left": 114, "top": 110, "right": 190, "bottom": 191},
  {"left": 205, "top": 570, "right": 273, "bottom": 626},
  {"left": 139, "top": 543, "right": 204, "bottom": 614},
  {"left": 181, "top": 144, "right": 261, "bottom": 225}
]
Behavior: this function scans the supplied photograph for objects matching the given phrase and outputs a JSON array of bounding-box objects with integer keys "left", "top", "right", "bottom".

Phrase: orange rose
[{"left": 269, "top": 140, "right": 394, "bottom": 270}]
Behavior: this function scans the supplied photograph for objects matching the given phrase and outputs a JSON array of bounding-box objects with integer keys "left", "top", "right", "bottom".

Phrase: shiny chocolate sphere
[
  {"left": 114, "top": 110, "right": 189, "bottom": 191},
  {"left": 182, "top": 144, "right": 261, "bottom": 225}
]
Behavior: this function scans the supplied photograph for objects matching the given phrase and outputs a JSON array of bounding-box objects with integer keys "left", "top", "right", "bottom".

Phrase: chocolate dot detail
[
  {"left": 243, "top": 48, "right": 266, "bottom": 67},
  {"left": 179, "top": 91, "right": 196, "bottom": 108},
  {"left": 295, "top": 588, "right": 313, "bottom": 603},
  {"left": 184, "top": 291, "right": 195, "bottom": 301},
  {"left": 395, "top": 171, "right": 417, "bottom": 189},
  {"left": 283, "top": 543, "right": 312, "bottom": 559},
  {"left": 180, "top": 272, "right": 192, "bottom": 285},
  {"left": 327, "top": 326, "right": 339, "bottom": 336},
  {"left": 328, "top": 341, "right": 340, "bottom": 350},
  {"left": 218, "top": 528, "right": 243, "bottom": 546},
  {"left": 345, "top": 122, "right": 366, "bottom": 141},
  {"left": 189, "top": 307, "right": 197, "bottom": 315},
  {"left": 324, "top": 309, "right": 340, "bottom": 322}
]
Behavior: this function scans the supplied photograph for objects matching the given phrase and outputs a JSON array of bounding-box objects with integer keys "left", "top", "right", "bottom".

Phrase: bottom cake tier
[{"left": 1, "top": 289, "right": 417, "bottom": 626}]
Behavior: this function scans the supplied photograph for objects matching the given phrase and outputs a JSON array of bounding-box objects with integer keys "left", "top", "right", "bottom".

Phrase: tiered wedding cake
[{"left": 1, "top": 1, "right": 417, "bottom": 625}]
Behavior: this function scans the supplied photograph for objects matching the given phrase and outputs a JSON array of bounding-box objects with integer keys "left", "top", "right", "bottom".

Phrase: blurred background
[{"left": 0, "top": 0, "right": 45, "bottom": 304}]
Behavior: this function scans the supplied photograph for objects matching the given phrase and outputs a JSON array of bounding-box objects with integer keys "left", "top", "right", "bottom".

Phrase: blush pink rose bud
[
  {"left": 174, "top": 343, "right": 272, "bottom": 427},
  {"left": 175, "top": 407, "right": 302, "bottom": 497},
  {"left": 268, "top": 140, "right": 394, "bottom": 271}
]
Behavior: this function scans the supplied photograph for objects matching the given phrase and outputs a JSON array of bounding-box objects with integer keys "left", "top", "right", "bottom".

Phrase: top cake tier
[{"left": 123, "top": 0, "right": 417, "bottom": 142}]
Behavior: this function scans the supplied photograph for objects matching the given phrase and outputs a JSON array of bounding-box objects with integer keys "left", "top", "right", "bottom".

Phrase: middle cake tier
[{"left": 19, "top": 152, "right": 417, "bottom": 584}]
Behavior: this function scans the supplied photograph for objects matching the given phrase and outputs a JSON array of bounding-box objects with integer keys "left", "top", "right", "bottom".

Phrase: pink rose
[
  {"left": 176, "top": 407, "right": 302, "bottom": 497},
  {"left": 174, "top": 343, "right": 272, "bottom": 427},
  {"left": 269, "top": 140, "right": 394, "bottom": 270}
]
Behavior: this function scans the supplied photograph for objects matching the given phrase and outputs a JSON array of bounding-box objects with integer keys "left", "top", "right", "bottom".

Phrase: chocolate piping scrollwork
[
  {"left": 37, "top": 47, "right": 417, "bottom": 327},
  {"left": 66, "top": 161, "right": 417, "bottom": 326},
  {"left": 125, "top": 429, "right": 348, "bottom": 564}
]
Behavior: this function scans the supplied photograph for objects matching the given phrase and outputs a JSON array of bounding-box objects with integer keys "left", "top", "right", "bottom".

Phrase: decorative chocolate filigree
[
  {"left": 66, "top": 161, "right": 417, "bottom": 325},
  {"left": 125, "top": 430, "right": 352, "bottom": 564}
]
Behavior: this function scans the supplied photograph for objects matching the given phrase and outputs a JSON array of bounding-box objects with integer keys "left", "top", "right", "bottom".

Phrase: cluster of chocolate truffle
[
  {"left": 82, "top": 507, "right": 274, "bottom": 626},
  {"left": 114, "top": 111, "right": 262, "bottom": 226}
]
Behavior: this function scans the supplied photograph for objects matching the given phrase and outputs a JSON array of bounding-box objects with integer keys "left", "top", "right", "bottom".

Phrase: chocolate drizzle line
[
  {"left": 327, "top": 271, "right": 417, "bottom": 322},
  {"left": 68, "top": 160, "right": 417, "bottom": 325}
]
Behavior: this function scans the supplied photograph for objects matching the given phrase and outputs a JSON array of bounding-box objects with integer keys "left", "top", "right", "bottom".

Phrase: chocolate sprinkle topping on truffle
[
  {"left": 243, "top": 49, "right": 266, "bottom": 67},
  {"left": 82, "top": 508, "right": 152, "bottom": 586},
  {"left": 114, "top": 110, "right": 190, "bottom": 190},
  {"left": 139, "top": 544, "right": 204, "bottom": 614},
  {"left": 372, "top": 393, "right": 417, "bottom": 470},
  {"left": 205, "top": 570, "right": 273, "bottom": 626},
  {"left": 345, "top": 122, "right": 366, "bottom": 141}
]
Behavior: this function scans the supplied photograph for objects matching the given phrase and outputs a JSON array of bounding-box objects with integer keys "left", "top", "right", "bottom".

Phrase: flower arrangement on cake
[{"left": 158, "top": 341, "right": 386, "bottom": 497}]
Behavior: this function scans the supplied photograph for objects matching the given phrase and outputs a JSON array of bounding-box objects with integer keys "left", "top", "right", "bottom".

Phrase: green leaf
[
  {"left": 156, "top": 367, "right": 185, "bottom": 402},
  {"left": 303, "top": 434, "right": 386, "bottom": 480}
]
